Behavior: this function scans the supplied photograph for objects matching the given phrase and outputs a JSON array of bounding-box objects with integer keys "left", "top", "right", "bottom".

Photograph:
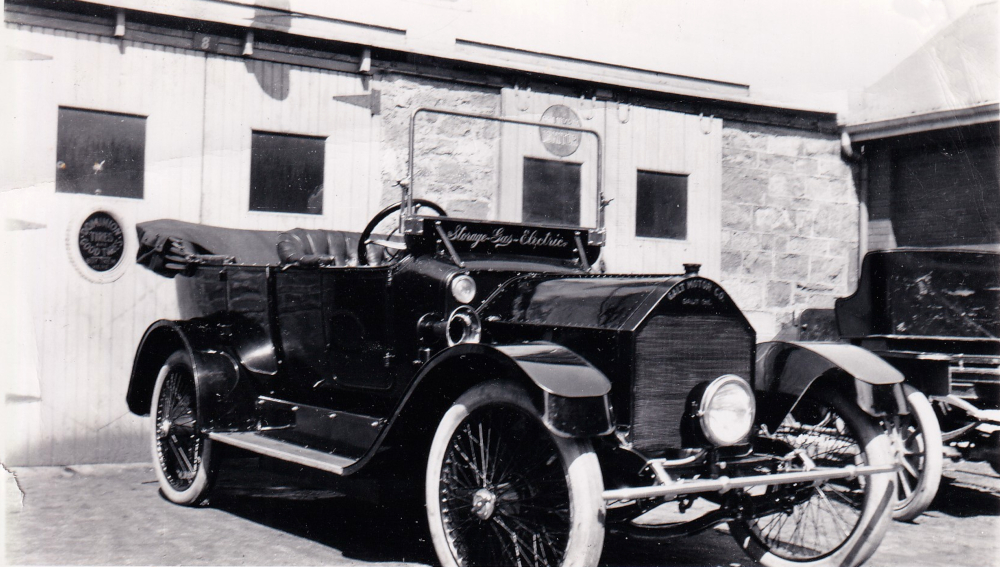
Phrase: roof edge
[
  {"left": 844, "top": 103, "right": 1000, "bottom": 141},
  {"left": 35, "top": 0, "right": 848, "bottom": 115}
]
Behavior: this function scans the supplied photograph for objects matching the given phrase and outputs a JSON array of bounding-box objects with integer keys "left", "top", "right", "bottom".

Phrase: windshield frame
[{"left": 403, "top": 107, "right": 605, "bottom": 243}]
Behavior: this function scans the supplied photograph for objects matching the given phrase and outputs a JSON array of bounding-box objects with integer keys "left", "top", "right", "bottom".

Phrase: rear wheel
[
  {"left": 426, "top": 381, "right": 605, "bottom": 567},
  {"left": 889, "top": 384, "right": 943, "bottom": 521},
  {"left": 730, "top": 388, "right": 895, "bottom": 567},
  {"left": 150, "top": 351, "right": 215, "bottom": 505}
]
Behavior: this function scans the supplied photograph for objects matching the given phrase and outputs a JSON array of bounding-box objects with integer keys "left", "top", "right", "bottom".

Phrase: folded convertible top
[{"left": 136, "top": 219, "right": 283, "bottom": 277}]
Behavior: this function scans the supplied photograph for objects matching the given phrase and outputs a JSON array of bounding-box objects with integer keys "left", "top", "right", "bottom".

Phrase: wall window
[
  {"left": 250, "top": 131, "right": 326, "bottom": 214},
  {"left": 56, "top": 107, "right": 146, "bottom": 199},
  {"left": 522, "top": 157, "right": 580, "bottom": 227},
  {"left": 636, "top": 170, "right": 688, "bottom": 239}
]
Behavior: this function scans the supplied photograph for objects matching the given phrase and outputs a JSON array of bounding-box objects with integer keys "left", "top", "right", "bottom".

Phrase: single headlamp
[
  {"left": 450, "top": 274, "right": 476, "bottom": 304},
  {"left": 697, "top": 374, "right": 755, "bottom": 447}
]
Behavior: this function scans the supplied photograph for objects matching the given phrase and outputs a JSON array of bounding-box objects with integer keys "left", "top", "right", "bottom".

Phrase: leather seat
[{"left": 276, "top": 228, "right": 358, "bottom": 266}]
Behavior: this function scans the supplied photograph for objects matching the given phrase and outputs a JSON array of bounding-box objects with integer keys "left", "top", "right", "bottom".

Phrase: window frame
[
  {"left": 634, "top": 169, "right": 689, "bottom": 241},
  {"left": 248, "top": 130, "right": 328, "bottom": 216},
  {"left": 521, "top": 156, "right": 583, "bottom": 228},
  {"left": 55, "top": 106, "right": 147, "bottom": 200}
]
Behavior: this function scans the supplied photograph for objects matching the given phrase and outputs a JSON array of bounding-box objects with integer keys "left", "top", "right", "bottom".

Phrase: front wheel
[
  {"left": 730, "top": 388, "right": 896, "bottom": 567},
  {"left": 889, "top": 384, "right": 943, "bottom": 521},
  {"left": 150, "top": 351, "right": 215, "bottom": 505},
  {"left": 426, "top": 381, "right": 605, "bottom": 567}
]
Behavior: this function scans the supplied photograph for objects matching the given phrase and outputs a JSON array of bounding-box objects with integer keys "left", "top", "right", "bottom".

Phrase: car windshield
[{"left": 406, "top": 109, "right": 602, "bottom": 230}]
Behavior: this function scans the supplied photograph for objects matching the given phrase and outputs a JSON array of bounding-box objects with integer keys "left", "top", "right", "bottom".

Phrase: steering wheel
[{"left": 357, "top": 199, "right": 447, "bottom": 265}]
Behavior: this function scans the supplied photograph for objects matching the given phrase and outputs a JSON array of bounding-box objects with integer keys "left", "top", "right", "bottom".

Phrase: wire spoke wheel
[
  {"left": 426, "top": 382, "right": 604, "bottom": 567},
  {"left": 730, "top": 388, "right": 895, "bottom": 567},
  {"left": 150, "top": 351, "right": 214, "bottom": 505},
  {"left": 747, "top": 421, "right": 864, "bottom": 559},
  {"left": 441, "top": 407, "right": 570, "bottom": 566},
  {"left": 156, "top": 369, "right": 200, "bottom": 487}
]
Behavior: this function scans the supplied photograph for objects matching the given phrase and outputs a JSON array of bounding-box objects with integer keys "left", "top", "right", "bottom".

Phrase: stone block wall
[
  {"left": 376, "top": 74, "right": 501, "bottom": 216},
  {"left": 720, "top": 122, "right": 859, "bottom": 340}
]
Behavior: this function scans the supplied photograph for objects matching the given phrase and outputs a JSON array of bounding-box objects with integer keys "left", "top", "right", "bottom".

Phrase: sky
[{"left": 394, "top": 0, "right": 994, "bottom": 111}]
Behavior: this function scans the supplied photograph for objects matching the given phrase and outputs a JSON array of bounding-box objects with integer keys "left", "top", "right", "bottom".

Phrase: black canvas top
[{"left": 136, "top": 219, "right": 284, "bottom": 277}]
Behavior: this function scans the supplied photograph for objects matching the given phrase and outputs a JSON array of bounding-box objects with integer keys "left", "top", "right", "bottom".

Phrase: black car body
[
  {"left": 127, "top": 109, "right": 902, "bottom": 567},
  {"left": 836, "top": 248, "right": 1000, "bottom": 519}
]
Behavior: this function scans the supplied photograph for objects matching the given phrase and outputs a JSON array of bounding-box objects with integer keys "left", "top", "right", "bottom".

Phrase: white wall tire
[
  {"left": 730, "top": 388, "right": 896, "bottom": 567},
  {"left": 891, "top": 384, "right": 943, "bottom": 521},
  {"left": 150, "top": 351, "right": 215, "bottom": 506},
  {"left": 426, "top": 381, "right": 605, "bottom": 567}
]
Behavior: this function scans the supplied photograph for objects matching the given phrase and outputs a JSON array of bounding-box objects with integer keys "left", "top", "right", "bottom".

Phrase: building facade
[
  {"left": 3, "top": 0, "right": 859, "bottom": 465},
  {"left": 846, "top": 2, "right": 999, "bottom": 252}
]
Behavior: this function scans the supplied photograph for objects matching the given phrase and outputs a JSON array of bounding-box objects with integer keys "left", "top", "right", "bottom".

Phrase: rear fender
[
  {"left": 126, "top": 320, "right": 257, "bottom": 431},
  {"left": 755, "top": 341, "right": 906, "bottom": 432},
  {"left": 403, "top": 342, "right": 613, "bottom": 438}
]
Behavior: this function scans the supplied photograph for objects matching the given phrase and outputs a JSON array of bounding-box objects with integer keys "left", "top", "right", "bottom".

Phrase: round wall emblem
[
  {"left": 539, "top": 105, "right": 582, "bottom": 157},
  {"left": 78, "top": 211, "right": 125, "bottom": 272}
]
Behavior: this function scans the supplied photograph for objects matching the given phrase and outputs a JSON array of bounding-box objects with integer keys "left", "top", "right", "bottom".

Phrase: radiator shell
[{"left": 632, "top": 313, "right": 755, "bottom": 453}]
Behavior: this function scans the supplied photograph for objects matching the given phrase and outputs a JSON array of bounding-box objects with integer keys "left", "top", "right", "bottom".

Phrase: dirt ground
[{"left": 4, "top": 458, "right": 999, "bottom": 566}]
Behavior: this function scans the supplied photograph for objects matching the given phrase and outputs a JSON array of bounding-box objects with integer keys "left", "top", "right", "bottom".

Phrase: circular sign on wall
[
  {"left": 78, "top": 211, "right": 125, "bottom": 271},
  {"left": 539, "top": 105, "right": 582, "bottom": 157},
  {"left": 68, "top": 209, "right": 130, "bottom": 283}
]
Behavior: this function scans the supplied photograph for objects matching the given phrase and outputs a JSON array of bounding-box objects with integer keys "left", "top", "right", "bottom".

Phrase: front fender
[
  {"left": 413, "top": 342, "right": 612, "bottom": 437},
  {"left": 755, "top": 341, "right": 905, "bottom": 431}
]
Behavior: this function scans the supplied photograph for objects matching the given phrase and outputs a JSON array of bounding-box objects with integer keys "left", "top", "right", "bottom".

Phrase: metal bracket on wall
[{"left": 332, "top": 90, "right": 381, "bottom": 115}]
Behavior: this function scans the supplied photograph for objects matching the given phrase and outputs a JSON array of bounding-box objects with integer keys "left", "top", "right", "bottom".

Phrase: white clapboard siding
[
  {"left": 499, "top": 88, "right": 721, "bottom": 278},
  {"left": 603, "top": 104, "right": 722, "bottom": 278},
  {"left": 499, "top": 89, "right": 606, "bottom": 228},
  {"left": 3, "top": 23, "right": 378, "bottom": 465},
  {"left": 3, "top": 25, "right": 206, "bottom": 465},
  {"left": 199, "top": 56, "right": 375, "bottom": 232}
]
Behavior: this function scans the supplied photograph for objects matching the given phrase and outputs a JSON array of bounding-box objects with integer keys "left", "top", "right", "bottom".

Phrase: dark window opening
[
  {"left": 56, "top": 107, "right": 146, "bottom": 199},
  {"left": 250, "top": 131, "right": 326, "bottom": 215},
  {"left": 636, "top": 170, "right": 687, "bottom": 239},
  {"left": 522, "top": 157, "right": 580, "bottom": 227}
]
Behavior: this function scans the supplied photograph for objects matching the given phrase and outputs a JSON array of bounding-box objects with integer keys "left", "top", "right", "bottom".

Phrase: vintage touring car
[
  {"left": 837, "top": 248, "right": 1000, "bottom": 521},
  {"left": 127, "top": 110, "right": 902, "bottom": 567}
]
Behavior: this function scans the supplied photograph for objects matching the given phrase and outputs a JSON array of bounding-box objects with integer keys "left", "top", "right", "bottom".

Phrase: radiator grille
[{"left": 632, "top": 314, "right": 754, "bottom": 453}]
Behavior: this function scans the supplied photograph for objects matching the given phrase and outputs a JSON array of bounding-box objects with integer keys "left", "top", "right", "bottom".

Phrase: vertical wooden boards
[
  {"left": 500, "top": 88, "right": 722, "bottom": 277},
  {"left": 603, "top": 105, "right": 722, "bottom": 278},
  {"left": 199, "top": 57, "right": 374, "bottom": 232},
  {"left": 500, "top": 89, "right": 605, "bottom": 227},
  {"left": 2, "top": 24, "right": 378, "bottom": 464},
  {"left": 3, "top": 26, "right": 207, "bottom": 464}
]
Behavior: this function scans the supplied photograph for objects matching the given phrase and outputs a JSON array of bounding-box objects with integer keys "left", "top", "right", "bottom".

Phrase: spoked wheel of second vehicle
[
  {"left": 425, "top": 381, "right": 605, "bottom": 567},
  {"left": 889, "top": 384, "right": 943, "bottom": 521},
  {"left": 729, "top": 387, "right": 896, "bottom": 567},
  {"left": 150, "top": 351, "right": 215, "bottom": 505}
]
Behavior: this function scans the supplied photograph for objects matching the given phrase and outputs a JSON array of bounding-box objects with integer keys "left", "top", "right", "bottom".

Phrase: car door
[
  {"left": 272, "top": 265, "right": 395, "bottom": 407},
  {"left": 322, "top": 267, "right": 396, "bottom": 393},
  {"left": 272, "top": 266, "right": 327, "bottom": 397}
]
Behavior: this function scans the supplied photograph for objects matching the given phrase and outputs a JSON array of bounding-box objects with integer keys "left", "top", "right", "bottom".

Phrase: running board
[{"left": 208, "top": 432, "right": 357, "bottom": 475}]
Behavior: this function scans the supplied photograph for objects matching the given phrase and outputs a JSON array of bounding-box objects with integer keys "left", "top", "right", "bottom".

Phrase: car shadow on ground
[
  {"left": 210, "top": 489, "right": 752, "bottom": 567},
  {"left": 929, "top": 476, "right": 1000, "bottom": 518},
  {"left": 211, "top": 492, "right": 435, "bottom": 564},
  {"left": 209, "top": 458, "right": 436, "bottom": 565},
  {"left": 207, "top": 457, "right": 752, "bottom": 567}
]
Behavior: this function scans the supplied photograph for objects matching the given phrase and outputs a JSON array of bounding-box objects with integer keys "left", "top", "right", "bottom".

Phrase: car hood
[{"left": 478, "top": 273, "right": 745, "bottom": 332}]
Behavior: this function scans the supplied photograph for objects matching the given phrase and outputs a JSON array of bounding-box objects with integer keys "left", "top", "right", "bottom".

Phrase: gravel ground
[{"left": 4, "top": 458, "right": 999, "bottom": 566}]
